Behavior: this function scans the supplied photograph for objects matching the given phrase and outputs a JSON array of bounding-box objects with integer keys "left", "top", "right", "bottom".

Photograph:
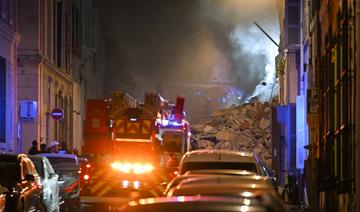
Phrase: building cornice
[
  {"left": 18, "top": 53, "right": 73, "bottom": 85},
  {"left": 42, "top": 58, "right": 74, "bottom": 85},
  {"left": 0, "top": 21, "right": 21, "bottom": 44}
]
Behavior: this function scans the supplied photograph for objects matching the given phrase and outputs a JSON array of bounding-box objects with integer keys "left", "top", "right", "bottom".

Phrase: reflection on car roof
[
  {"left": 185, "top": 169, "right": 257, "bottom": 176},
  {"left": 39, "top": 153, "right": 78, "bottom": 159}
]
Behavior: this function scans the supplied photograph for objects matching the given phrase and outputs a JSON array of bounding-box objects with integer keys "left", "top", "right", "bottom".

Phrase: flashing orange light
[
  {"left": 86, "top": 164, "right": 91, "bottom": 168},
  {"left": 83, "top": 174, "right": 90, "bottom": 181},
  {"left": 111, "top": 162, "right": 154, "bottom": 174}
]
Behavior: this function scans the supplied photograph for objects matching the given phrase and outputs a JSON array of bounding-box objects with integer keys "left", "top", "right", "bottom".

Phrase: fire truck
[{"left": 81, "top": 91, "right": 190, "bottom": 197}]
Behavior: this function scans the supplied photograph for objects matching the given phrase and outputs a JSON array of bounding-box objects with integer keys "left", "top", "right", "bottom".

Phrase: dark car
[
  {"left": 0, "top": 153, "right": 43, "bottom": 211},
  {"left": 40, "top": 153, "right": 81, "bottom": 210}
]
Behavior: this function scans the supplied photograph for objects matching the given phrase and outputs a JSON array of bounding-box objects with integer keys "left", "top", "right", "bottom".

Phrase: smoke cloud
[{"left": 98, "top": 0, "right": 279, "bottom": 103}]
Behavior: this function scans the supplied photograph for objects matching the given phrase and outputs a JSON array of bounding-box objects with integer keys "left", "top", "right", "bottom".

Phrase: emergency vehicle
[{"left": 81, "top": 91, "right": 190, "bottom": 197}]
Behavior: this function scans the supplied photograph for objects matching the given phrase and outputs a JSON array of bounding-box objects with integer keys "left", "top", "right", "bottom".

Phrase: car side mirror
[
  {"left": 49, "top": 173, "right": 58, "bottom": 179},
  {"left": 270, "top": 176, "right": 277, "bottom": 184},
  {"left": 25, "top": 174, "right": 35, "bottom": 181}
]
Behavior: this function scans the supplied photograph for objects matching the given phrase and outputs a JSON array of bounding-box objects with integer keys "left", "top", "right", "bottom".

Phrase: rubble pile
[{"left": 191, "top": 102, "right": 272, "bottom": 165}]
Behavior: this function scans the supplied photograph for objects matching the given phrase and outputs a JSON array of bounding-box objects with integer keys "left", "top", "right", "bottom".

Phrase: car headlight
[{"left": 111, "top": 162, "right": 154, "bottom": 174}]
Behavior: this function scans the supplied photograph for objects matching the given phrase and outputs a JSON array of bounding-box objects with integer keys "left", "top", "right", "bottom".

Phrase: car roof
[
  {"left": 28, "top": 155, "right": 44, "bottom": 161},
  {"left": 185, "top": 169, "right": 257, "bottom": 176},
  {"left": 39, "top": 153, "right": 78, "bottom": 159},
  {"left": 181, "top": 150, "right": 257, "bottom": 163}
]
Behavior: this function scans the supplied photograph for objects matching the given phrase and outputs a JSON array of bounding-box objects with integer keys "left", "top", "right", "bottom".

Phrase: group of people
[{"left": 28, "top": 139, "right": 79, "bottom": 155}]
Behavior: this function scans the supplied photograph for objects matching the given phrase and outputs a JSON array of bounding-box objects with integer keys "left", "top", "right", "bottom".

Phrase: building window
[{"left": 0, "top": 57, "right": 6, "bottom": 143}]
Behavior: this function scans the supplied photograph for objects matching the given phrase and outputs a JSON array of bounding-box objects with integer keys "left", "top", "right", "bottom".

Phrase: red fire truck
[{"left": 81, "top": 91, "right": 190, "bottom": 197}]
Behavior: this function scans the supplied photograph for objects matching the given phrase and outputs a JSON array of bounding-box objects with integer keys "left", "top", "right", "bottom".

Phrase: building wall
[
  {"left": 274, "top": 0, "right": 300, "bottom": 193},
  {"left": 71, "top": 0, "right": 98, "bottom": 152},
  {"left": 0, "top": 0, "right": 20, "bottom": 152},
  {"left": 306, "top": 0, "right": 357, "bottom": 211},
  {"left": 17, "top": 0, "right": 97, "bottom": 153},
  {"left": 355, "top": 0, "right": 360, "bottom": 210}
]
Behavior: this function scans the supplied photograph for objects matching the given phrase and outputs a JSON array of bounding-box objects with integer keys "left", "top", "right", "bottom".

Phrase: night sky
[{"left": 97, "top": 0, "right": 279, "bottom": 103}]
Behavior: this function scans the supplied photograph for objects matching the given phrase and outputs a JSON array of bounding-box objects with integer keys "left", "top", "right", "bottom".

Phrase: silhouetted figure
[
  {"left": 60, "top": 141, "right": 68, "bottom": 153},
  {"left": 38, "top": 143, "right": 48, "bottom": 153},
  {"left": 28, "top": 140, "right": 39, "bottom": 155},
  {"left": 73, "top": 148, "right": 80, "bottom": 157}
]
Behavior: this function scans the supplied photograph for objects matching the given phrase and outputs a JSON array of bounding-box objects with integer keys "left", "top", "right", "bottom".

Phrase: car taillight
[
  {"left": 83, "top": 174, "right": 90, "bottom": 181},
  {"left": 110, "top": 162, "right": 154, "bottom": 174}
]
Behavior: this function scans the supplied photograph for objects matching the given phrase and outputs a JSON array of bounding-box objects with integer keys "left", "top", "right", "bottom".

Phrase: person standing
[
  {"left": 50, "top": 140, "right": 60, "bottom": 153},
  {"left": 38, "top": 143, "right": 48, "bottom": 153},
  {"left": 28, "top": 140, "right": 39, "bottom": 155}
]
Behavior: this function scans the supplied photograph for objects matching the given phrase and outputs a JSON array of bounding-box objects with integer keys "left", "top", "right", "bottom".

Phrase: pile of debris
[{"left": 191, "top": 101, "right": 272, "bottom": 165}]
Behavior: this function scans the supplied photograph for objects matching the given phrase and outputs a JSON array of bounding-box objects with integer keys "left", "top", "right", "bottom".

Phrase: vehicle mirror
[
  {"left": 49, "top": 173, "right": 59, "bottom": 179},
  {"left": 0, "top": 185, "right": 9, "bottom": 193},
  {"left": 25, "top": 174, "right": 35, "bottom": 181},
  {"left": 270, "top": 176, "right": 277, "bottom": 186}
]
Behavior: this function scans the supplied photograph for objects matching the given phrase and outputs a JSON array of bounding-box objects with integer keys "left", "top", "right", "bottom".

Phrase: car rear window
[
  {"left": 47, "top": 157, "right": 76, "bottom": 166},
  {"left": 46, "top": 157, "right": 79, "bottom": 179},
  {"left": 181, "top": 162, "right": 258, "bottom": 174},
  {"left": 0, "top": 161, "right": 21, "bottom": 182}
]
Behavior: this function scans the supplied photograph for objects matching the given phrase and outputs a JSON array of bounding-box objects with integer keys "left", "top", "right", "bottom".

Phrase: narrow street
[{"left": 0, "top": 0, "right": 360, "bottom": 211}]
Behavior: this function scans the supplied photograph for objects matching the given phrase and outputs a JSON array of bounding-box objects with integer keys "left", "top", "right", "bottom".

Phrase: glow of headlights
[
  {"left": 111, "top": 162, "right": 154, "bottom": 174},
  {"left": 122, "top": 180, "right": 129, "bottom": 188},
  {"left": 133, "top": 181, "right": 140, "bottom": 189}
]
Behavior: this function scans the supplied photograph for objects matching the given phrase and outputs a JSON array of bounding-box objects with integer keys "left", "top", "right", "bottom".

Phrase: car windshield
[
  {"left": 0, "top": 161, "right": 21, "bottom": 183},
  {"left": 181, "top": 162, "right": 258, "bottom": 174}
]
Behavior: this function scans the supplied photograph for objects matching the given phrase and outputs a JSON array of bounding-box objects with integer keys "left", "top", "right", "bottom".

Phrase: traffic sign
[{"left": 51, "top": 108, "right": 64, "bottom": 120}]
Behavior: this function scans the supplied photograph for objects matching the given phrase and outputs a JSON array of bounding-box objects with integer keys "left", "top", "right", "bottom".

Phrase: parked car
[
  {"left": 167, "top": 175, "right": 277, "bottom": 197},
  {"left": 77, "top": 156, "right": 92, "bottom": 189},
  {"left": 166, "top": 175, "right": 283, "bottom": 211},
  {"left": 163, "top": 170, "right": 257, "bottom": 196},
  {"left": 0, "top": 153, "right": 43, "bottom": 211},
  {"left": 29, "top": 155, "right": 60, "bottom": 212},
  {"left": 40, "top": 153, "right": 80, "bottom": 210},
  {"left": 0, "top": 185, "right": 7, "bottom": 212},
  {"left": 178, "top": 150, "right": 278, "bottom": 189}
]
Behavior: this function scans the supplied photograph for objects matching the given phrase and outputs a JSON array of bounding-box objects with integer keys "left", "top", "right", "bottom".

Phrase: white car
[
  {"left": 29, "top": 155, "right": 60, "bottom": 212},
  {"left": 40, "top": 153, "right": 81, "bottom": 210}
]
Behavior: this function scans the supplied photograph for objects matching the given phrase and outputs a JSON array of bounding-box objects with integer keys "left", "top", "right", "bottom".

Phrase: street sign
[
  {"left": 51, "top": 108, "right": 64, "bottom": 120},
  {"left": 307, "top": 88, "right": 318, "bottom": 114}
]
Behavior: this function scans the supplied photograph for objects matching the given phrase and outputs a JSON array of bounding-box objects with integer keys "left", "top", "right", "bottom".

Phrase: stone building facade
[
  {"left": 0, "top": 0, "right": 20, "bottom": 152},
  {"left": 17, "top": 0, "right": 98, "bottom": 153}
]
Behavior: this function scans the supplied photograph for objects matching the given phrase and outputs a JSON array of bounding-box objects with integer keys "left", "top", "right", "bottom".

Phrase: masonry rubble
[{"left": 191, "top": 101, "right": 272, "bottom": 166}]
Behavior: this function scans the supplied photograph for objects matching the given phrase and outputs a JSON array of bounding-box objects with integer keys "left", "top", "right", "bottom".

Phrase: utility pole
[{"left": 253, "top": 21, "right": 279, "bottom": 47}]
